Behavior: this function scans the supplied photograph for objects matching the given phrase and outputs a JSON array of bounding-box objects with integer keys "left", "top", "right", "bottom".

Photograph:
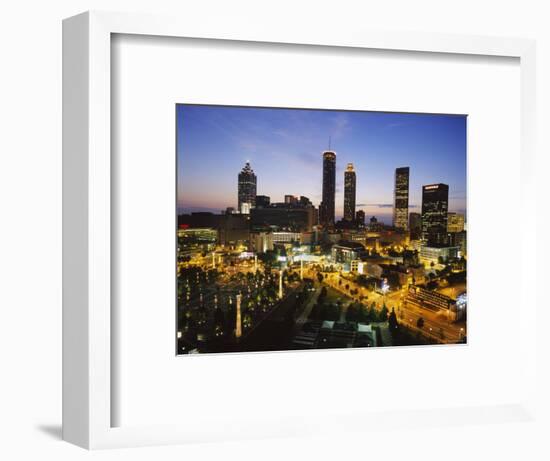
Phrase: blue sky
[{"left": 177, "top": 104, "right": 466, "bottom": 224}]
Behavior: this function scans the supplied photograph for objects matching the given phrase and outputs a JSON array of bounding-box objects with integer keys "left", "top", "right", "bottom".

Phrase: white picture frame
[{"left": 62, "top": 10, "right": 537, "bottom": 449}]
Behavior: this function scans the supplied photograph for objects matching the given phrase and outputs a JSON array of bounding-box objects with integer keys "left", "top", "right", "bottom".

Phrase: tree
[
  {"left": 325, "top": 303, "right": 340, "bottom": 321},
  {"left": 379, "top": 305, "right": 389, "bottom": 322},
  {"left": 416, "top": 317, "right": 425, "bottom": 329},
  {"left": 309, "top": 303, "right": 322, "bottom": 321},
  {"left": 346, "top": 304, "right": 360, "bottom": 322},
  {"left": 317, "top": 273, "right": 324, "bottom": 283},
  {"left": 388, "top": 308, "right": 399, "bottom": 331},
  {"left": 386, "top": 272, "right": 401, "bottom": 290},
  {"left": 367, "top": 305, "right": 377, "bottom": 323},
  {"left": 427, "top": 280, "right": 438, "bottom": 290},
  {"left": 356, "top": 305, "right": 368, "bottom": 323},
  {"left": 243, "top": 313, "right": 253, "bottom": 329}
]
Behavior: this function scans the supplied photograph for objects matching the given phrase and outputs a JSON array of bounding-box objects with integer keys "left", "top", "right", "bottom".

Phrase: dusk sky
[{"left": 177, "top": 104, "right": 467, "bottom": 224}]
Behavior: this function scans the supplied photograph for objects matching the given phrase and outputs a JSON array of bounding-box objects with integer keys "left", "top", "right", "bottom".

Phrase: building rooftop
[{"left": 333, "top": 241, "right": 366, "bottom": 250}]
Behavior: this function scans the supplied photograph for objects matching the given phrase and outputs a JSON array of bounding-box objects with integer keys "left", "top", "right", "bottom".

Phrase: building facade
[
  {"left": 237, "top": 162, "right": 257, "bottom": 214},
  {"left": 251, "top": 232, "right": 274, "bottom": 253},
  {"left": 409, "top": 212, "right": 422, "bottom": 239},
  {"left": 343, "top": 163, "right": 356, "bottom": 222},
  {"left": 284, "top": 195, "right": 298, "bottom": 205},
  {"left": 299, "top": 196, "right": 312, "bottom": 206},
  {"left": 447, "top": 212, "right": 465, "bottom": 233},
  {"left": 320, "top": 150, "right": 336, "bottom": 228},
  {"left": 393, "top": 167, "right": 410, "bottom": 230},
  {"left": 449, "top": 230, "right": 467, "bottom": 257},
  {"left": 419, "top": 245, "right": 459, "bottom": 265},
  {"left": 421, "top": 183, "right": 449, "bottom": 246},
  {"left": 255, "top": 195, "right": 270, "bottom": 208},
  {"left": 218, "top": 214, "right": 250, "bottom": 246},
  {"left": 250, "top": 203, "right": 314, "bottom": 232},
  {"left": 272, "top": 232, "right": 302, "bottom": 244},
  {"left": 331, "top": 241, "right": 366, "bottom": 266},
  {"left": 405, "top": 286, "right": 455, "bottom": 313},
  {"left": 356, "top": 209, "right": 365, "bottom": 227}
]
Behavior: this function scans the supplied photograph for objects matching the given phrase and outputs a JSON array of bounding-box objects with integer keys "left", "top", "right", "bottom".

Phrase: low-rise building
[
  {"left": 408, "top": 265, "right": 426, "bottom": 285},
  {"left": 350, "top": 259, "right": 360, "bottom": 273},
  {"left": 409, "top": 239, "right": 423, "bottom": 252},
  {"left": 365, "top": 263, "right": 384, "bottom": 278},
  {"left": 251, "top": 232, "right": 274, "bottom": 253},
  {"left": 326, "top": 232, "right": 342, "bottom": 244},
  {"left": 301, "top": 231, "right": 319, "bottom": 245},
  {"left": 272, "top": 231, "right": 301, "bottom": 244},
  {"left": 447, "top": 212, "right": 465, "bottom": 233},
  {"left": 331, "top": 241, "right": 367, "bottom": 267},
  {"left": 419, "top": 245, "right": 460, "bottom": 265},
  {"left": 177, "top": 227, "right": 217, "bottom": 243},
  {"left": 449, "top": 231, "right": 467, "bottom": 257},
  {"left": 405, "top": 286, "right": 455, "bottom": 312},
  {"left": 405, "top": 286, "right": 465, "bottom": 322}
]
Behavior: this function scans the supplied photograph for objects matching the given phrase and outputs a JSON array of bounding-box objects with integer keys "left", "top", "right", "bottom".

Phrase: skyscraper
[
  {"left": 238, "top": 162, "right": 257, "bottom": 214},
  {"left": 343, "top": 163, "right": 356, "bottom": 222},
  {"left": 255, "top": 195, "right": 270, "bottom": 208},
  {"left": 393, "top": 167, "right": 410, "bottom": 230},
  {"left": 356, "top": 209, "right": 366, "bottom": 227},
  {"left": 421, "top": 183, "right": 449, "bottom": 246},
  {"left": 409, "top": 212, "right": 422, "bottom": 240},
  {"left": 284, "top": 195, "right": 298, "bottom": 205},
  {"left": 320, "top": 150, "right": 336, "bottom": 228}
]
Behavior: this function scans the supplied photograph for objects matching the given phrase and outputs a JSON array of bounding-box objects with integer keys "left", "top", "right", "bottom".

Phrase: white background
[
  {"left": 1, "top": 0, "right": 549, "bottom": 460},
  {"left": 113, "top": 35, "right": 523, "bottom": 429}
]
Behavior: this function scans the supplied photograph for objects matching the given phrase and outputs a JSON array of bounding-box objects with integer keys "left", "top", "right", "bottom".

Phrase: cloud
[
  {"left": 357, "top": 203, "right": 393, "bottom": 208},
  {"left": 356, "top": 203, "right": 419, "bottom": 209}
]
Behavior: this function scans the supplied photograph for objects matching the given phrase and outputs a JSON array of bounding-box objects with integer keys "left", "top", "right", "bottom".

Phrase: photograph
[{"left": 176, "top": 104, "right": 467, "bottom": 354}]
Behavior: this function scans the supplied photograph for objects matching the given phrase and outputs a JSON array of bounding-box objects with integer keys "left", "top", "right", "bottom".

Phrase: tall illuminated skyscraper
[
  {"left": 421, "top": 183, "right": 449, "bottom": 246},
  {"left": 393, "top": 167, "right": 410, "bottom": 230},
  {"left": 237, "top": 162, "right": 257, "bottom": 214},
  {"left": 320, "top": 150, "right": 336, "bottom": 228},
  {"left": 343, "top": 163, "right": 356, "bottom": 222}
]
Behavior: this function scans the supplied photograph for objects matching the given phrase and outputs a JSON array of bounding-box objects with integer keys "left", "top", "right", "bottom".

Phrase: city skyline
[
  {"left": 177, "top": 104, "right": 467, "bottom": 224},
  {"left": 177, "top": 104, "right": 467, "bottom": 354}
]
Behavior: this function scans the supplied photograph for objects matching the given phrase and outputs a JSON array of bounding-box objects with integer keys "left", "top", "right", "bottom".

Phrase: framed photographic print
[{"left": 63, "top": 11, "right": 537, "bottom": 449}]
